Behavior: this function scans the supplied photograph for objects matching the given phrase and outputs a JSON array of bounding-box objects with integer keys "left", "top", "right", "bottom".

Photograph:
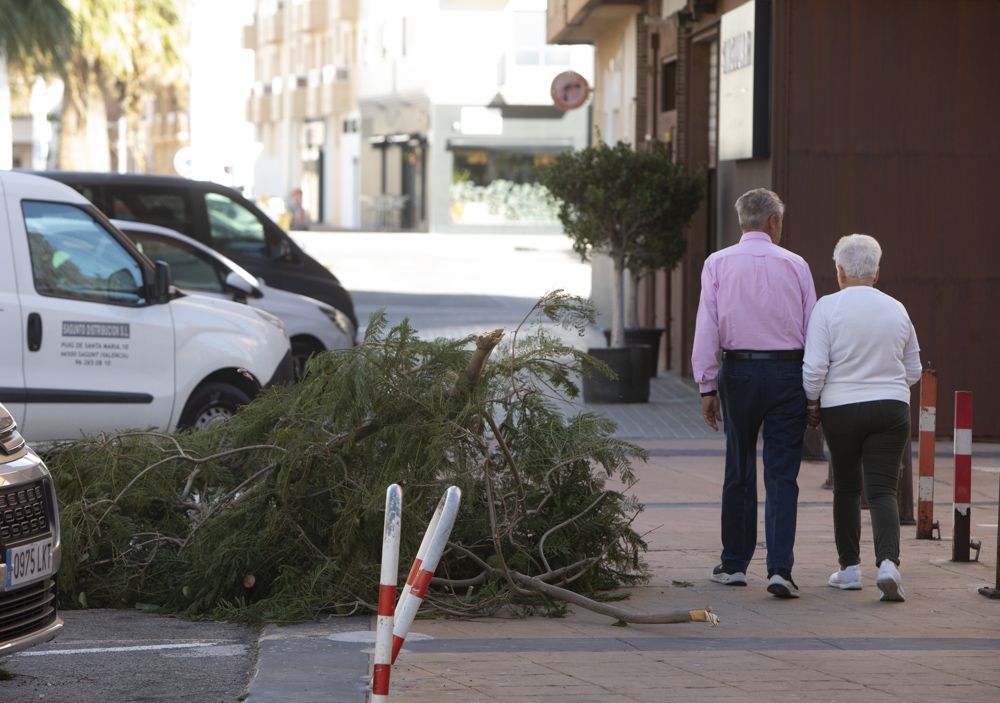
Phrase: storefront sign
[{"left": 718, "top": 0, "right": 771, "bottom": 160}]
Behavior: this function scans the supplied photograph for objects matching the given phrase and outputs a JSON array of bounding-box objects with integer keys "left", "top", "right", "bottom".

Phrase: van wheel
[
  {"left": 178, "top": 382, "right": 251, "bottom": 430},
  {"left": 291, "top": 338, "right": 324, "bottom": 380}
]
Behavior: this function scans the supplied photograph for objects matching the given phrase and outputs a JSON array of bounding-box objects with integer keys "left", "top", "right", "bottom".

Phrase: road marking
[
  {"left": 17, "top": 642, "right": 220, "bottom": 657},
  {"left": 326, "top": 631, "right": 433, "bottom": 644}
]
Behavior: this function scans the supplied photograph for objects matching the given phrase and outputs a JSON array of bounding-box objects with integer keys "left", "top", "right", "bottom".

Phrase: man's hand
[{"left": 701, "top": 395, "right": 722, "bottom": 431}]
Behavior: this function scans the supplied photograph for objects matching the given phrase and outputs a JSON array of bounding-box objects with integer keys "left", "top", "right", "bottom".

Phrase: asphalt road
[
  {"left": 0, "top": 609, "right": 256, "bottom": 702},
  {"left": 291, "top": 230, "right": 601, "bottom": 345}
]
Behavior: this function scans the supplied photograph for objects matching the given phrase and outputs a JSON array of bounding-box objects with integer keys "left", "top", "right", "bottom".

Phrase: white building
[
  {"left": 243, "top": 0, "right": 361, "bottom": 228},
  {"left": 241, "top": 0, "right": 593, "bottom": 232},
  {"left": 355, "top": 0, "right": 593, "bottom": 232}
]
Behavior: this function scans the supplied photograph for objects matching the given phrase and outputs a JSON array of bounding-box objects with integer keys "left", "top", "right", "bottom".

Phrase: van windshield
[{"left": 204, "top": 192, "right": 270, "bottom": 260}]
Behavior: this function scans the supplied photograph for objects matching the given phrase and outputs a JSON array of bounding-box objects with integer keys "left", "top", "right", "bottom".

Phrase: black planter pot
[
  {"left": 602, "top": 328, "right": 665, "bottom": 377},
  {"left": 583, "top": 346, "right": 652, "bottom": 404}
]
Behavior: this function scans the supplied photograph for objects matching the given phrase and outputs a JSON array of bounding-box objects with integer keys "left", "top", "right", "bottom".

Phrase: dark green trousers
[{"left": 821, "top": 400, "right": 910, "bottom": 569}]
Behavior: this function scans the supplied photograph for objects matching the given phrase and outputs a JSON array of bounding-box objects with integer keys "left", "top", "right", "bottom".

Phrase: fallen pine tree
[{"left": 45, "top": 292, "right": 716, "bottom": 626}]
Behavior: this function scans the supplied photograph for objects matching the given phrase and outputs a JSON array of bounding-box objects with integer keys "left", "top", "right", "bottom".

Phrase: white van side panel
[{"left": 0, "top": 185, "right": 26, "bottom": 425}]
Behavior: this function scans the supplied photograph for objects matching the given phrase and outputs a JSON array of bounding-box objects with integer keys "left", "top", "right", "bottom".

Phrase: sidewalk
[{"left": 247, "top": 374, "right": 1000, "bottom": 702}]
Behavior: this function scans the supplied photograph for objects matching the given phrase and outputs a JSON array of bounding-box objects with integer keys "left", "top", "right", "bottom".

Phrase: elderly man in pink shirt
[{"left": 692, "top": 188, "right": 817, "bottom": 598}]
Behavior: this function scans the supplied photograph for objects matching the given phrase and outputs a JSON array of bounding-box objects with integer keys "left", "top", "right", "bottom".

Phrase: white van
[{"left": 0, "top": 171, "right": 293, "bottom": 442}]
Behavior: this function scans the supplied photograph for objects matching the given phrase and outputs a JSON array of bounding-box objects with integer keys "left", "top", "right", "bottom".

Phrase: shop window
[{"left": 450, "top": 147, "right": 564, "bottom": 225}]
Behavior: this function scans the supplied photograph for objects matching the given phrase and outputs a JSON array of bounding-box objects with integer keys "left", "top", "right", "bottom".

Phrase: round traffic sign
[{"left": 550, "top": 71, "right": 590, "bottom": 111}]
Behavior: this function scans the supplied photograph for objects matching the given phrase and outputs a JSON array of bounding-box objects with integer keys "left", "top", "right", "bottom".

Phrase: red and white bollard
[
  {"left": 952, "top": 392, "right": 973, "bottom": 561},
  {"left": 372, "top": 484, "right": 403, "bottom": 702},
  {"left": 391, "top": 485, "right": 462, "bottom": 664},
  {"left": 392, "top": 491, "right": 446, "bottom": 645},
  {"left": 916, "top": 369, "right": 938, "bottom": 539}
]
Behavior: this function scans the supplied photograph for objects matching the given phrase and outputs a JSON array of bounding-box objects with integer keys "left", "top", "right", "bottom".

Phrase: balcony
[
  {"left": 292, "top": 0, "right": 358, "bottom": 31},
  {"left": 333, "top": 0, "right": 359, "bottom": 19},
  {"left": 320, "top": 81, "right": 351, "bottom": 115},
  {"left": 306, "top": 84, "right": 322, "bottom": 116},
  {"left": 292, "top": 0, "right": 326, "bottom": 33},
  {"left": 289, "top": 88, "right": 308, "bottom": 118},
  {"left": 330, "top": 0, "right": 358, "bottom": 20},
  {"left": 260, "top": 7, "right": 285, "bottom": 44},
  {"left": 248, "top": 94, "right": 270, "bottom": 123},
  {"left": 546, "top": 0, "right": 642, "bottom": 44},
  {"left": 268, "top": 94, "right": 283, "bottom": 122},
  {"left": 242, "top": 23, "right": 256, "bottom": 50}
]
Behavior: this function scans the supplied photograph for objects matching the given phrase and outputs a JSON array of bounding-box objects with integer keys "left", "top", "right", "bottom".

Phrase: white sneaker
[
  {"left": 711, "top": 564, "right": 747, "bottom": 586},
  {"left": 876, "top": 560, "right": 905, "bottom": 602},
  {"left": 828, "top": 564, "right": 862, "bottom": 590},
  {"left": 766, "top": 573, "right": 800, "bottom": 598}
]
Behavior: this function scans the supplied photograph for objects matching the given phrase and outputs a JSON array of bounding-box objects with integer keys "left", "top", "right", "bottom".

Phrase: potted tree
[
  {"left": 616, "top": 176, "right": 703, "bottom": 377},
  {"left": 539, "top": 140, "right": 703, "bottom": 402}
]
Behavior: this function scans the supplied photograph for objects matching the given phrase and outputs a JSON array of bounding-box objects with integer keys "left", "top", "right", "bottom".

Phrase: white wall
[
  {"left": 590, "top": 14, "right": 640, "bottom": 329},
  {"left": 189, "top": 0, "right": 257, "bottom": 187}
]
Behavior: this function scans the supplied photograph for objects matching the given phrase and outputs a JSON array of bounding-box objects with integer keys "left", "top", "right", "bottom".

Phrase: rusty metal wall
[{"left": 772, "top": 0, "right": 1000, "bottom": 436}]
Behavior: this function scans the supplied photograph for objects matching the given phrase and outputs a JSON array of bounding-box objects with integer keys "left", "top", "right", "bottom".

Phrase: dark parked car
[{"left": 31, "top": 171, "right": 357, "bottom": 336}]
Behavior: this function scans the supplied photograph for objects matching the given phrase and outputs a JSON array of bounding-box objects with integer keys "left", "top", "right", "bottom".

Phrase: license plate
[{"left": 5, "top": 537, "right": 54, "bottom": 588}]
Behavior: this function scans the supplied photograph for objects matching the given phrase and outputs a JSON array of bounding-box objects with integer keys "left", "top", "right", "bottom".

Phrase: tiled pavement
[
  {"left": 248, "top": 371, "right": 1000, "bottom": 703},
  {"left": 578, "top": 372, "right": 716, "bottom": 441}
]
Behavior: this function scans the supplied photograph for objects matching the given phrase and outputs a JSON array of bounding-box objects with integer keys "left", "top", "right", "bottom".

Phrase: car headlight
[
  {"left": 319, "top": 305, "right": 354, "bottom": 338},
  {"left": 254, "top": 308, "right": 287, "bottom": 334}
]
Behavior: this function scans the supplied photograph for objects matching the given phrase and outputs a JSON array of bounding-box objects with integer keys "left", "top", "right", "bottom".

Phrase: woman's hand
[{"left": 806, "top": 400, "right": 821, "bottom": 428}]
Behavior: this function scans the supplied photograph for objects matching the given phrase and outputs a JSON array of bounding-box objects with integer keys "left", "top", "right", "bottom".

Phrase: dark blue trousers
[{"left": 718, "top": 358, "right": 806, "bottom": 576}]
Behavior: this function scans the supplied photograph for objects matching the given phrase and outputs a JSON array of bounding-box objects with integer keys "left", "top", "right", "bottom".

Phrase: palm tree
[
  {"left": 0, "top": 0, "right": 73, "bottom": 168},
  {"left": 57, "top": 0, "right": 184, "bottom": 171}
]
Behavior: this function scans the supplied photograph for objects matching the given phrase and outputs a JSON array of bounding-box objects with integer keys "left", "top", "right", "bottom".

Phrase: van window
[
  {"left": 129, "top": 232, "right": 224, "bottom": 294},
  {"left": 23, "top": 201, "right": 146, "bottom": 305},
  {"left": 109, "top": 188, "right": 193, "bottom": 235},
  {"left": 204, "top": 192, "right": 269, "bottom": 259}
]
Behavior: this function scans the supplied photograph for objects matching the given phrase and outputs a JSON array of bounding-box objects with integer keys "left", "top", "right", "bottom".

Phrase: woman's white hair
[
  {"left": 833, "top": 234, "right": 882, "bottom": 279},
  {"left": 735, "top": 188, "right": 785, "bottom": 231}
]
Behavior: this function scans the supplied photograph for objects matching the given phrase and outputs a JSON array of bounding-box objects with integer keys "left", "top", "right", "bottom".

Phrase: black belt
[{"left": 722, "top": 349, "right": 804, "bottom": 361}]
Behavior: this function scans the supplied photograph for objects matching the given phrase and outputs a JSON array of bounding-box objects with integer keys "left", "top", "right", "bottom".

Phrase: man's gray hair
[
  {"left": 735, "top": 188, "right": 785, "bottom": 231},
  {"left": 833, "top": 234, "right": 882, "bottom": 279}
]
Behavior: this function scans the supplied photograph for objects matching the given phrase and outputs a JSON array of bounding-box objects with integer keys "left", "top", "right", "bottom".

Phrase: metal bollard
[
  {"left": 978, "top": 468, "right": 1000, "bottom": 599},
  {"left": 916, "top": 369, "right": 938, "bottom": 539},
  {"left": 898, "top": 442, "right": 915, "bottom": 525},
  {"left": 373, "top": 484, "right": 403, "bottom": 703},
  {"left": 393, "top": 492, "right": 446, "bottom": 639},
  {"left": 951, "top": 392, "right": 973, "bottom": 562},
  {"left": 392, "top": 486, "right": 462, "bottom": 664}
]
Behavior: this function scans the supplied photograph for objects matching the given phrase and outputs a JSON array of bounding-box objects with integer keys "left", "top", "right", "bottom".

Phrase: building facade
[
  {"left": 244, "top": 0, "right": 360, "bottom": 228},
  {"left": 356, "top": 0, "right": 593, "bottom": 232},
  {"left": 242, "top": 0, "right": 592, "bottom": 232},
  {"left": 550, "top": 0, "right": 1000, "bottom": 436}
]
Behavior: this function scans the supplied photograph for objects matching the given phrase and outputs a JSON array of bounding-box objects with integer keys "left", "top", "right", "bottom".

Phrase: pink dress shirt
[{"left": 692, "top": 231, "right": 817, "bottom": 393}]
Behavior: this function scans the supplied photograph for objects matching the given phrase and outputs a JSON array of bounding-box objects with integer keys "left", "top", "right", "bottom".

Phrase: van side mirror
[
  {"left": 224, "top": 271, "right": 263, "bottom": 301},
  {"left": 151, "top": 260, "right": 173, "bottom": 304}
]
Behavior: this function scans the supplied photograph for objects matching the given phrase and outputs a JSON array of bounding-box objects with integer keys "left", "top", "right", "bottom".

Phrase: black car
[{"left": 31, "top": 171, "right": 357, "bottom": 335}]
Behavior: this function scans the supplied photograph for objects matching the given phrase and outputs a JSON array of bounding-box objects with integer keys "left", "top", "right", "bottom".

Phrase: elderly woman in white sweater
[{"left": 803, "top": 234, "right": 921, "bottom": 602}]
